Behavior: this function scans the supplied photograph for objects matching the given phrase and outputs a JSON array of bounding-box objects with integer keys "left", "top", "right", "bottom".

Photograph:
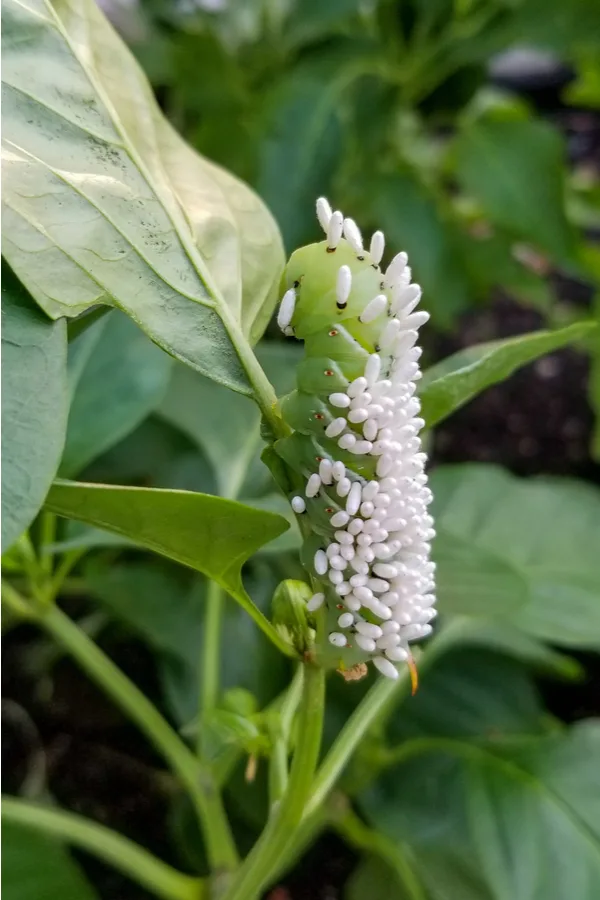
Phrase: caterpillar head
[{"left": 281, "top": 240, "right": 383, "bottom": 340}]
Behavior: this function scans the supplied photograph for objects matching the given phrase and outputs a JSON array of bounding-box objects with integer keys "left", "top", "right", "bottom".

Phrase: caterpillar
[{"left": 274, "top": 198, "right": 436, "bottom": 681}]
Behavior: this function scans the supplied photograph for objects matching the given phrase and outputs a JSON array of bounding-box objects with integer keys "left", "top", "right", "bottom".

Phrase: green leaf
[
  {"left": 506, "top": 0, "right": 600, "bottom": 55},
  {"left": 388, "top": 649, "right": 550, "bottom": 743},
  {"left": 433, "top": 530, "right": 528, "bottom": 618},
  {"left": 85, "top": 561, "right": 197, "bottom": 662},
  {"left": 84, "top": 415, "right": 217, "bottom": 494},
  {"left": 158, "top": 363, "right": 261, "bottom": 499},
  {"left": 419, "top": 321, "right": 595, "bottom": 428},
  {"left": 347, "top": 846, "right": 497, "bottom": 900},
  {"left": 1, "top": 0, "right": 284, "bottom": 393},
  {"left": 156, "top": 341, "right": 303, "bottom": 550},
  {"left": 271, "top": 578, "right": 313, "bottom": 654},
  {"left": 257, "top": 52, "right": 358, "bottom": 251},
  {"left": 166, "top": 31, "right": 254, "bottom": 184},
  {"left": 256, "top": 340, "right": 305, "bottom": 399},
  {"left": 344, "top": 647, "right": 549, "bottom": 800},
  {"left": 400, "top": 0, "right": 600, "bottom": 78},
  {"left": 345, "top": 855, "right": 415, "bottom": 900},
  {"left": 454, "top": 118, "right": 576, "bottom": 263},
  {"left": 86, "top": 561, "right": 289, "bottom": 726},
  {"left": 203, "top": 708, "right": 264, "bottom": 751},
  {"left": 453, "top": 621, "right": 584, "bottom": 681},
  {"left": 158, "top": 341, "right": 302, "bottom": 497},
  {"left": 1, "top": 264, "right": 68, "bottom": 550},
  {"left": 360, "top": 722, "right": 600, "bottom": 900},
  {"left": 284, "top": 0, "right": 364, "bottom": 49},
  {"left": 160, "top": 133, "right": 285, "bottom": 348},
  {"left": 365, "top": 173, "right": 470, "bottom": 327},
  {"left": 49, "top": 523, "right": 136, "bottom": 554},
  {"left": 160, "top": 562, "right": 289, "bottom": 725},
  {"left": 431, "top": 465, "right": 600, "bottom": 649},
  {"left": 61, "top": 311, "right": 172, "bottom": 476},
  {"left": 246, "top": 492, "right": 301, "bottom": 556},
  {"left": 455, "top": 228, "right": 552, "bottom": 310},
  {"left": 588, "top": 263, "right": 600, "bottom": 461},
  {"left": 44, "top": 479, "right": 293, "bottom": 655},
  {"left": 2, "top": 822, "right": 98, "bottom": 900}
]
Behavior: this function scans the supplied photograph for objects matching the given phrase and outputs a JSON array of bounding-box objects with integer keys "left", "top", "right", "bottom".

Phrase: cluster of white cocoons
[{"left": 283, "top": 198, "right": 436, "bottom": 681}]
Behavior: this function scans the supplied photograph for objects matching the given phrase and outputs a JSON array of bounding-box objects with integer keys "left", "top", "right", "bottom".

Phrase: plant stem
[
  {"left": 307, "top": 619, "right": 466, "bottom": 816},
  {"left": 308, "top": 669, "right": 411, "bottom": 816},
  {"left": 223, "top": 662, "right": 325, "bottom": 900},
  {"left": 268, "top": 664, "right": 304, "bottom": 806},
  {"left": 1, "top": 582, "right": 36, "bottom": 620},
  {"left": 219, "top": 305, "right": 289, "bottom": 441},
  {"left": 250, "top": 624, "right": 463, "bottom": 890},
  {"left": 2, "top": 796, "right": 203, "bottom": 900},
  {"left": 49, "top": 548, "right": 88, "bottom": 602},
  {"left": 214, "top": 667, "right": 305, "bottom": 791},
  {"left": 264, "top": 804, "right": 329, "bottom": 886},
  {"left": 198, "top": 580, "right": 223, "bottom": 754},
  {"left": 39, "top": 604, "right": 239, "bottom": 874}
]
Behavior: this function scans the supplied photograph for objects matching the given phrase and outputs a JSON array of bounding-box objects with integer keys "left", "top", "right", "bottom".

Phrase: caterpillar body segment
[{"left": 274, "top": 200, "right": 436, "bottom": 680}]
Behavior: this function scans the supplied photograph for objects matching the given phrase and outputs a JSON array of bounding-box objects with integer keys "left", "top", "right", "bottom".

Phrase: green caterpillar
[{"left": 273, "top": 198, "right": 436, "bottom": 681}]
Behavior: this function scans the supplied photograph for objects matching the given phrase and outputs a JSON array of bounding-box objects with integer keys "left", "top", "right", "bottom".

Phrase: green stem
[
  {"left": 1, "top": 582, "right": 36, "bottom": 620},
  {"left": 214, "top": 668, "right": 305, "bottom": 791},
  {"left": 214, "top": 745, "right": 243, "bottom": 789},
  {"left": 331, "top": 801, "right": 427, "bottom": 900},
  {"left": 308, "top": 669, "right": 410, "bottom": 816},
  {"left": 39, "top": 604, "right": 239, "bottom": 874},
  {"left": 199, "top": 580, "right": 223, "bottom": 754},
  {"left": 268, "top": 665, "right": 304, "bottom": 806},
  {"left": 258, "top": 624, "right": 464, "bottom": 888},
  {"left": 49, "top": 548, "right": 87, "bottom": 602},
  {"left": 218, "top": 306, "right": 289, "bottom": 442},
  {"left": 223, "top": 662, "right": 326, "bottom": 900},
  {"left": 2, "top": 796, "right": 203, "bottom": 900},
  {"left": 307, "top": 620, "right": 465, "bottom": 816},
  {"left": 266, "top": 804, "right": 329, "bottom": 887}
]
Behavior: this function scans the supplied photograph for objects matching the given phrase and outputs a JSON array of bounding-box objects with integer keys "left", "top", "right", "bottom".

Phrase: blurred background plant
[
  {"left": 106, "top": 3, "right": 599, "bottom": 310},
  {"left": 96, "top": 0, "right": 600, "bottom": 459}
]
